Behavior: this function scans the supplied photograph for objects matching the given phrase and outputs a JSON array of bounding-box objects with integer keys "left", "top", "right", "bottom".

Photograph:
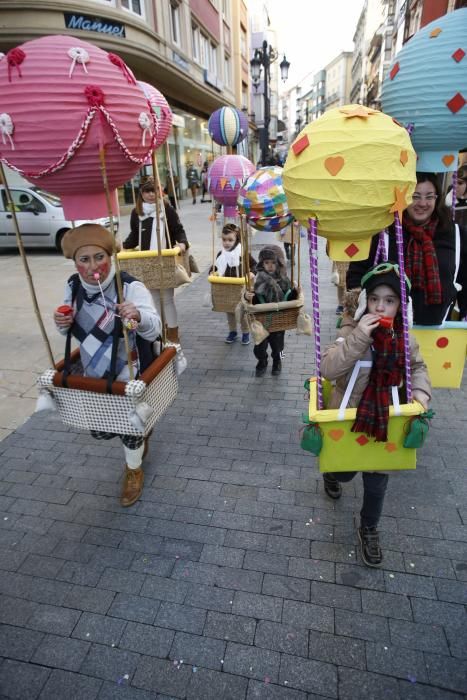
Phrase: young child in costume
[
  {"left": 248, "top": 245, "right": 298, "bottom": 376},
  {"left": 54, "top": 224, "right": 161, "bottom": 508},
  {"left": 320, "top": 263, "right": 431, "bottom": 567},
  {"left": 213, "top": 223, "right": 256, "bottom": 345}
]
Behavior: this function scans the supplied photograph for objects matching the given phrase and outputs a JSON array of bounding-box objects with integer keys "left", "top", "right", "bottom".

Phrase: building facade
[
  {"left": 0, "top": 0, "right": 251, "bottom": 201},
  {"left": 324, "top": 52, "right": 352, "bottom": 111}
]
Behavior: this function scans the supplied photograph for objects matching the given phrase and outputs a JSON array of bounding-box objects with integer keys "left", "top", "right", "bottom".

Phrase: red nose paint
[
  {"left": 378, "top": 316, "right": 393, "bottom": 329},
  {"left": 56, "top": 304, "right": 73, "bottom": 316}
]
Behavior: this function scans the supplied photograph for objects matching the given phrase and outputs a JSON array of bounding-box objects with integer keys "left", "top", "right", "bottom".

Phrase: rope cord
[
  {"left": 394, "top": 211, "right": 412, "bottom": 401},
  {"left": 307, "top": 218, "right": 323, "bottom": 409}
]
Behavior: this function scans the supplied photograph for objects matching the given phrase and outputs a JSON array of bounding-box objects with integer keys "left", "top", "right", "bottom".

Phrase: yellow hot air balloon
[{"left": 283, "top": 105, "right": 417, "bottom": 261}]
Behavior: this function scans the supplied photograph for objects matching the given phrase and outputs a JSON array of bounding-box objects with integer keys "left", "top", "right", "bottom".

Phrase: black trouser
[
  {"left": 253, "top": 331, "right": 284, "bottom": 365},
  {"left": 330, "top": 471, "right": 389, "bottom": 528}
]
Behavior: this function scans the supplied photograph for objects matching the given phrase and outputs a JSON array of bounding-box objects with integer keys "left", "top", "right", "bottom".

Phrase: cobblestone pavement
[{"left": 0, "top": 221, "right": 466, "bottom": 699}]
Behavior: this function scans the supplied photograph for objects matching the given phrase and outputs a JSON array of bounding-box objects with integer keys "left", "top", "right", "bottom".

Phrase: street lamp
[
  {"left": 250, "top": 40, "right": 290, "bottom": 166},
  {"left": 295, "top": 115, "right": 302, "bottom": 135}
]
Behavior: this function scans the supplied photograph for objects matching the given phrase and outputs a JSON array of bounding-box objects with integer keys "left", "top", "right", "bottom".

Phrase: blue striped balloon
[{"left": 208, "top": 106, "right": 248, "bottom": 147}]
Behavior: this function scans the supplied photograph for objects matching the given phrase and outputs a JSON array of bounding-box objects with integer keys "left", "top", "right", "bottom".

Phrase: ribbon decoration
[
  {"left": 0, "top": 113, "right": 15, "bottom": 150},
  {"left": 68, "top": 47, "right": 90, "bottom": 77}
]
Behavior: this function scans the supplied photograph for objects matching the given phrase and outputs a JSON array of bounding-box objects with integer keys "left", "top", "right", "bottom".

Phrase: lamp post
[
  {"left": 295, "top": 115, "right": 302, "bottom": 136},
  {"left": 250, "top": 40, "right": 290, "bottom": 166}
]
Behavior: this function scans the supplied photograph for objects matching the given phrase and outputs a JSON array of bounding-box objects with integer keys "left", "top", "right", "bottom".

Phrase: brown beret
[{"left": 61, "top": 224, "right": 115, "bottom": 259}]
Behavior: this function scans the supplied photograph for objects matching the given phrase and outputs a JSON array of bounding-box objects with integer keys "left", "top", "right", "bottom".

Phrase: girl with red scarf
[
  {"left": 320, "top": 265, "right": 431, "bottom": 567},
  {"left": 347, "top": 173, "right": 467, "bottom": 325}
]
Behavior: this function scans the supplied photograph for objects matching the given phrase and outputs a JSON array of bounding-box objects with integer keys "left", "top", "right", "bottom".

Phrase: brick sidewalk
[{"left": 0, "top": 241, "right": 466, "bottom": 699}]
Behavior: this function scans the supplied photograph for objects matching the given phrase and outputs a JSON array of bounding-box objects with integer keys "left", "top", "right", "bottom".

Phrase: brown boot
[
  {"left": 166, "top": 326, "right": 180, "bottom": 343},
  {"left": 120, "top": 466, "right": 144, "bottom": 507}
]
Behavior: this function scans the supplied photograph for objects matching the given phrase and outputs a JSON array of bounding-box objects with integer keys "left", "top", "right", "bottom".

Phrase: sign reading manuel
[{"left": 64, "top": 12, "right": 126, "bottom": 38}]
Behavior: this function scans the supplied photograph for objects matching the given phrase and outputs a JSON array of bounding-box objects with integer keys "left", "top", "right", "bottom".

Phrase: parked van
[{"left": 0, "top": 185, "right": 118, "bottom": 251}]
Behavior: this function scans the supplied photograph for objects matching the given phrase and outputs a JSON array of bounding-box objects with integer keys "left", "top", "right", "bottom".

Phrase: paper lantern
[
  {"left": 382, "top": 8, "right": 467, "bottom": 172},
  {"left": 208, "top": 155, "right": 255, "bottom": 217},
  {"left": 138, "top": 80, "right": 172, "bottom": 149},
  {"left": 0, "top": 35, "right": 157, "bottom": 219},
  {"left": 208, "top": 106, "right": 248, "bottom": 147},
  {"left": 283, "top": 105, "right": 417, "bottom": 261},
  {"left": 237, "top": 166, "right": 294, "bottom": 231}
]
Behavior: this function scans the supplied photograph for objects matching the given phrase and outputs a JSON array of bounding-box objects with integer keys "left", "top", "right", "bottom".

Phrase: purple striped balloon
[{"left": 208, "top": 106, "right": 248, "bottom": 147}]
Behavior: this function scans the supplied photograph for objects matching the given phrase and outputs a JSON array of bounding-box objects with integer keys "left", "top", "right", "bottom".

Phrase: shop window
[
  {"left": 224, "top": 54, "right": 231, "bottom": 87},
  {"left": 192, "top": 24, "right": 200, "bottom": 62},
  {"left": 170, "top": 1, "right": 181, "bottom": 46},
  {"left": 121, "top": 0, "right": 144, "bottom": 17}
]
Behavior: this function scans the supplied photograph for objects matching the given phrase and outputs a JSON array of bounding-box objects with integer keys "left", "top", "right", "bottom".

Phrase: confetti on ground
[
  {"left": 384, "top": 646, "right": 388, "bottom": 651},
  {"left": 192, "top": 666, "right": 197, "bottom": 673},
  {"left": 409, "top": 563, "right": 415, "bottom": 568},
  {"left": 408, "top": 675, "right": 417, "bottom": 683},
  {"left": 389, "top": 573, "right": 395, "bottom": 578},
  {"left": 264, "top": 676, "right": 271, "bottom": 684}
]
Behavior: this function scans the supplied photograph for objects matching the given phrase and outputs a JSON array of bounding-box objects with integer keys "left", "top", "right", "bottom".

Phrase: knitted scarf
[
  {"left": 403, "top": 214, "right": 442, "bottom": 305},
  {"left": 216, "top": 243, "right": 242, "bottom": 276},
  {"left": 351, "top": 321, "right": 405, "bottom": 442}
]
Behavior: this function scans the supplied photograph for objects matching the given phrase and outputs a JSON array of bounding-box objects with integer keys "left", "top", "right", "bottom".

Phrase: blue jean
[{"left": 332, "top": 471, "right": 389, "bottom": 528}]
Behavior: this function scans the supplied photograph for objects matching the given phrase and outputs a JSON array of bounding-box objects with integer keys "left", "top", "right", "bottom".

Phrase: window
[
  {"left": 192, "top": 24, "right": 200, "bottom": 62},
  {"left": 242, "top": 83, "right": 248, "bottom": 111},
  {"left": 121, "top": 0, "right": 144, "bottom": 17},
  {"left": 200, "top": 33, "right": 209, "bottom": 68},
  {"left": 222, "top": 0, "right": 230, "bottom": 20},
  {"left": 170, "top": 1, "right": 181, "bottom": 45},
  {"left": 208, "top": 42, "right": 217, "bottom": 73},
  {"left": 224, "top": 53, "right": 231, "bottom": 87},
  {"left": 240, "top": 29, "right": 247, "bottom": 59}
]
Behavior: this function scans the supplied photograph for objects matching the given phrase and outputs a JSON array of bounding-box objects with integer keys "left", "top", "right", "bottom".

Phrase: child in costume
[
  {"left": 212, "top": 223, "right": 256, "bottom": 345},
  {"left": 248, "top": 245, "right": 298, "bottom": 376},
  {"left": 54, "top": 224, "right": 161, "bottom": 508},
  {"left": 320, "top": 263, "right": 431, "bottom": 567}
]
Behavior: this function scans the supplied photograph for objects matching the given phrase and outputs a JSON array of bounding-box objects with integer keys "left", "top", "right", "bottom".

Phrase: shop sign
[
  {"left": 64, "top": 12, "right": 126, "bottom": 38},
  {"left": 204, "top": 69, "right": 223, "bottom": 92},
  {"left": 172, "top": 52, "right": 190, "bottom": 72}
]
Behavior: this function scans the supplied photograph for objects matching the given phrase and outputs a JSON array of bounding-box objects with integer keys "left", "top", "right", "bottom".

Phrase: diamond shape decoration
[
  {"left": 356, "top": 435, "right": 369, "bottom": 446},
  {"left": 344, "top": 243, "right": 359, "bottom": 258},
  {"left": 389, "top": 62, "right": 400, "bottom": 80},
  {"left": 452, "top": 48, "right": 465, "bottom": 63},
  {"left": 400, "top": 150, "right": 408, "bottom": 166},
  {"left": 292, "top": 134, "right": 310, "bottom": 156},
  {"left": 385, "top": 442, "right": 397, "bottom": 453},
  {"left": 446, "top": 93, "right": 466, "bottom": 114},
  {"left": 430, "top": 27, "right": 442, "bottom": 38}
]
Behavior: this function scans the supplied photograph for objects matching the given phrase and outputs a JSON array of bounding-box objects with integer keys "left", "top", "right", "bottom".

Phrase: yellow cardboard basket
[
  {"left": 411, "top": 322, "right": 467, "bottom": 389},
  {"left": 308, "top": 378, "right": 423, "bottom": 473}
]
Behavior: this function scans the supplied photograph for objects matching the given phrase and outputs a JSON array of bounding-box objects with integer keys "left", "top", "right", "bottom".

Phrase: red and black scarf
[
  {"left": 403, "top": 213, "right": 442, "bottom": 305},
  {"left": 351, "top": 321, "right": 405, "bottom": 442}
]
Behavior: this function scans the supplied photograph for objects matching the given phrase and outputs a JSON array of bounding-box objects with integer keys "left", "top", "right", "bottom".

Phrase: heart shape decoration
[
  {"left": 328, "top": 429, "right": 344, "bottom": 441},
  {"left": 442, "top": 154, "right": 455, "bottom": 167},
  {"left": 324, "top": 156, "right": 345, "bottom": 176}
]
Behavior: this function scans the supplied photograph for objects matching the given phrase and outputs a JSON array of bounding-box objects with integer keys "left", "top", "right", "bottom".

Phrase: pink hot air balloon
[
  {"left": 0, "top": 35, "right": 157, "bottom": 219},
  {"left": 138, "top": 80, "right": 173, "bottom": 149},
  {"left": 208, "top": 155, "right": 255, "bottom": 217}
]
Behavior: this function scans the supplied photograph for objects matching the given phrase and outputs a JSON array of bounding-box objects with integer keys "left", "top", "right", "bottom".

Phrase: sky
[{"left": 266, "top": 0, "right": 365, "bottom": 89}]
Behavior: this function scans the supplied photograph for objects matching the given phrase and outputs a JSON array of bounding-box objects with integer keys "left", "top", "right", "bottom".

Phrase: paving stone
[
  {"left": 389, "top": 618, "right": 450, "bottom": 655},
  {"left": 411, "top": 597, "right": 466, "bottom": 626},
  {"left": 262, "top": 573, "right": 310, "bottom": 602},
  {"left": 171, "top": 559, "right": 218, "bottom": 585},
  {"left": 38, "top": 668, "right": 102, "bottom": 700},
  {"left": 215, "top": 565, "right": 263, "bottom": 593},
  {"left": 335, "top": 563, "right": 385, "bottom": 590},
  {"left": 72, "top": 611, "right": 126, "bottom": 645},
  {"left": 132, "top": 655, "right": 191, "bottom": 697},
  {"left": 107, "top": 592, "right": 160, "bottom": 624},
  {"left": 338, "top": 667, "right": 400, "bottom": 700},
  {"left": 31, "top": 633, "right": 90, "bottom": 671},
  {"left": 361, "top": 589, "right": 412, "bottom": 621},
  {"left": 56, "top": 561, "right": 105, "bottom": 587},
  {"left": 80, "top": 643, "right": 140, "bottom": 683},
  {"left": 184, "top": 582, "right": 235, "bottom": 613},
  {"left": 396, "top": 681, "right": 462, "bottom": 700},
  {"left": 27, "top": 603, "right": 81, "bottom": 636},
  {"left": 0, "top": 594, "right": 38, "bottom": 626},
  {"left": 288, "top": 557, "right": 335, "bottom": 583},
  {"left": 254, "top": 619, "right": 308, "bottom": 657},
  {"left": 279, "top": 654, "right": 337, "bottom": 697},
  {"left": 89, "top": 547, "right": 136, "bottom": 571},
  {"left": 200, "top": 543, "right": 245, "bottom": 568},
  {"left": 308, "top": 629, "right": 366, "bottom": 670},
  {"left": 18, "top": 553, "right": 65, "bottom": 579},
  {"left": 130, "top": 553, "right": 175, "bottom": 577},
  {"left": 443, "top": 619, "right": 467, "bottom": 660},
  {"left": 246, "top": 679, "right": 307, "bottom": 700},
  {"left": 384, "top": 570, "right": 437, "bottom": 599},
  {"left": 0, "top": 623, "right": 43, "bottom": 661},
  {"left": 335, "top": 609, "right": 390, "bottom": 644},
  {"left": 309, "top": 580, "right": 361, "bottom": 611},
  {"left": 140, "top": 574, "right": 189, "bottom": 603},
  {"left": 223, "top": 641, "right": 280, "bottom": 683},
  {"left": 232, "top": 590, "right": 283, "bottom": 622},
  {"left": 157, "top": 538, "right": 204, "bottom": 560},
  {"left": 203, "top": 610, "right": 256, "bottom": 644},
  {"left": 97, "top": 567, "right": 146, "bottom": 595},
  {"left": 97, "top": 681, "right": 155, "bottom": 700},
  {"left": 170, "top": 631, "right": 226, "bottom": 671},
  {"left": 63, "top": 584, "right": 116, "bottom": 614},
  {"left": 224, "top": 530, "right": 268, "bottom": 551},
  {"left": 402, "top": 553, "right": 457, "bottom": 579},
  {"left": 119, "top": 622, "right": 174, "bottom": 658},
  {"left": 187, "top": 667, "right": 249, "bottom": 700},
  {"left": 0, "top": 658, "right": 50, "bottom": 700},
  {"left": 156, "top": 601, "right": 206, "bottom": 634},
  {"left": 434, "top": 577, "right": 467, "bottom": 604},
  {"left": 243, "top": 550, "right": 289, "bottom": 575},
  {"left": 282, "top": 600, "right": 334, "bottom": 633},
  {"left": 266, "top": 535, "right": 310, "bottom": 558},
  {"left": 365, "top": 641, "right": 428, "bottom": 683}
]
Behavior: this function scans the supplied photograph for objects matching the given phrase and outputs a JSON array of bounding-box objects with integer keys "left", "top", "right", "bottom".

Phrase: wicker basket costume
[
  {"left": 37, "top": 347, "right": 178, "bottom": 437},
  {"left": 209, "top": 275, "right": 246, "bottom": 312},
  {"left": 243, "top": 290, "right": 304, "bottom": 332},
  {"left": 117, "top": 247, "right": 181, "bottom": 290}
]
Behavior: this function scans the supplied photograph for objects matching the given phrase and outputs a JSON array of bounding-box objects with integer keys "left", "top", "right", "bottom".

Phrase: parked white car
[{"left": 0, "top": 185, "right": 118, "bottom": 251}]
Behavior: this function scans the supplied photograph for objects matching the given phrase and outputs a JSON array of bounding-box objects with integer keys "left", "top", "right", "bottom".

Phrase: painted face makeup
[{"left": 75, "top": 246, "right": 111, "bottom": 285}]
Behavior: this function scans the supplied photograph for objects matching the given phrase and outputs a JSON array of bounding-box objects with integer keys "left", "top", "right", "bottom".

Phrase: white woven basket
[{"left": 38, "top": 355, "right": 178, "bottom": 437}]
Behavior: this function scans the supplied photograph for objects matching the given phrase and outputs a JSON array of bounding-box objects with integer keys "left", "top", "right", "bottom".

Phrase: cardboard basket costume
[
  {"left": 411, "top": 322, "right": 467, "bottom": 388},
  {"left": 307, "top": 377, "right": 422, "bottom": 472},
  {"left": 38, "top": 347, "right": 178, "bottom": 437},
  {"left": 118, "top": 246, "right": 183, "bottom": 290},
  {"left": 243, "top": 291, "right": 305, "bottom": 332}
]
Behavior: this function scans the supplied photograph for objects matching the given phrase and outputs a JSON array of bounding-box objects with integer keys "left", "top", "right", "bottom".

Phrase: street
[{"left": 0, "top": 199, "right": 466, "bottom": 698}]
